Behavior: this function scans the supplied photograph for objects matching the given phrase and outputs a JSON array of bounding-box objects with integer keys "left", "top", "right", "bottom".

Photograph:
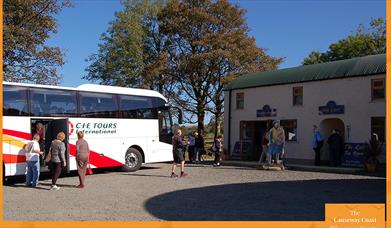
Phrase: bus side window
[
  {"left": 79, "top": 92, "right": 118, "bottom": 118},
  {"left": 29, "top": 88, "right": 77, "bottom": 117},
  {"left": 119, "top": 95, "right": 155, "bottom": 119},
  {"left": 3, "top": 85, "right": 29, "bottom": 116}
]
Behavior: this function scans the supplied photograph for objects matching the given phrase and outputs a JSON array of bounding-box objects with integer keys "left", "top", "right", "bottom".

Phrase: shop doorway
[
  {"left": 239, "top": 120, "right": 272, "bottom": 161},
  {"left": 319, "top": 118, "right": 345, "bottom": 164}
]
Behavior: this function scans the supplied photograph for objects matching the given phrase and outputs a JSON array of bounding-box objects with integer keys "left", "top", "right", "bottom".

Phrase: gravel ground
[{"left": 3, "top": 162, "right": 385, "bottom": 221}]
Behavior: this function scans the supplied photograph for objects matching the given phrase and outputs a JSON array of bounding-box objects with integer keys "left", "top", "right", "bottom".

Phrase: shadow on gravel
[{"left": 145, "top": 178, "right": 385, "bottom": 221}]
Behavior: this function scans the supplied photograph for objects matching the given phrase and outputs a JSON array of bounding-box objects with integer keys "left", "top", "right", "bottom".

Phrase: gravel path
[{"left": 3, "top": 163, "right": 385, "bottom": 221}]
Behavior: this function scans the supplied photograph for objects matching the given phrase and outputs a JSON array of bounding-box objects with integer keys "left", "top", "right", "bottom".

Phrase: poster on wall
[{"left": 341, "top": 143, "right": 366, "bottom": 168}]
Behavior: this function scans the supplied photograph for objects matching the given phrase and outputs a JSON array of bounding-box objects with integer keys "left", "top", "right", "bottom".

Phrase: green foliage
[
  {"left": 303, "top": 18, "right": 386, "bottom": 65},
  {"left": 159, "top": 0, "right": 282, "bottom": 134},
  {"left": 3, "top": 0, "right": 71, "bottom": 85},
  {"left": 85, "top": 0, "right": 169, "bottom": 92},
  {"left": 85, "top": 0, "right": 282, "bottom": 135}
]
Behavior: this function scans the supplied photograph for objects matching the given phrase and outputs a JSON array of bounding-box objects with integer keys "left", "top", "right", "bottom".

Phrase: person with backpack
[
  {"left": 267, "top": 120, "right": 285, "bottom": 165},
  {"left": 213, "top": 135, "right": 223, "bottom": 167}
]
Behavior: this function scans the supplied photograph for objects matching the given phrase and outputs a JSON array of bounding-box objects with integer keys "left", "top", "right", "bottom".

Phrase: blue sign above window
[
  {"left": 257, "top": 105, "right": 277, "bottom": 117},
  {"left": 319, "top": 100, "right": 344, "bottom": 115}
]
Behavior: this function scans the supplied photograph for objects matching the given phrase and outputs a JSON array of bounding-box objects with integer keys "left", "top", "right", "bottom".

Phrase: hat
[{"left": 272, "top": 120, "right": 280, "bottom": 125}]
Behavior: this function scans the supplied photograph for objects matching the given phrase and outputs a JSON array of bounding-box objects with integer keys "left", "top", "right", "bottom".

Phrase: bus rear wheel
[{"left": 122, "top": 148, "right": 142, "bottom": 172}]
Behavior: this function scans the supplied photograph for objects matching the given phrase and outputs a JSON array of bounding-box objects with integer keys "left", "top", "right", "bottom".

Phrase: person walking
[
  {"left": 171, "top": 129, "right": 188, "bottom": 178},
  {"left": 25, "top": 134, "right": 44, "bottom": 187},
  {"left": 213, "top": 135, "right": 223, "bottom": 167},
  {"left": 312, "top": 125, "right": 324, "bottom": 166},
  {"left": 258, "top": 130, "right": 269, "bottom": 164},
  {"left": 187, "top": 133, "right": 196, "bottom": 163},
  {"left": 75, "top": 131, "right": 90, "bottom": 189},
  {"left": 46, "top": 132, "right": 67, "bottom": 190},
  {"left": 194, "top": 132, "right": 204, "bottom": 163},
  {"left": 267, "top": 120, "right": 285, "bottom": 165},
  {"left": 327, "top": 129, "right": 343, "bottom": 167}
]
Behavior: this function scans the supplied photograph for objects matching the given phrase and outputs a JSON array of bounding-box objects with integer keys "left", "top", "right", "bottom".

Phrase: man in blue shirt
[{"left": 312, "top": 125, "right": 324, "bottom": 166}]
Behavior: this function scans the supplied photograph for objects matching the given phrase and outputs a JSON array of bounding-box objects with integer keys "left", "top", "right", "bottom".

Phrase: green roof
[{"left": 225, "top": 54, "right": 386, "bottom": 91}]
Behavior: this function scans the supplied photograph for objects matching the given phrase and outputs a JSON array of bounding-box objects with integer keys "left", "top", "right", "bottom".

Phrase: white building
[{"left": 223, "top": 54, "right": 386, "bottom": 167}]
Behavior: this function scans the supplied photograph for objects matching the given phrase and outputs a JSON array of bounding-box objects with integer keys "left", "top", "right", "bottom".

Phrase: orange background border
[{"left": 0, "top": 0, "right": 389, "bottom": 227}]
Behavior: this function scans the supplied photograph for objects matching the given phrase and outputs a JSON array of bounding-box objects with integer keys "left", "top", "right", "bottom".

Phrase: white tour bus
[{"left": 2, "top": 82, "right": 182, "bottom": 177}]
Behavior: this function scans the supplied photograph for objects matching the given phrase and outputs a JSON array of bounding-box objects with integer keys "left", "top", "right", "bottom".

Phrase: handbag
[
  {"left": 86, "top": 163, "right": 93, "bottom": 175},
  {"left": 44, "top": 146, "right": 52, "bottom": 163}
]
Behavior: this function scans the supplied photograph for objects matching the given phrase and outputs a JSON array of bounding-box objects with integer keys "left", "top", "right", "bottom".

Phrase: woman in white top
[{"left": 25, "top": 134, "right": 43, "bottom": 187}]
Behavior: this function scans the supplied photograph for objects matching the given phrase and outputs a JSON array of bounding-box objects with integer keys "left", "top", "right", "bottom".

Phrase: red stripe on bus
[
  {"left": 3, "top": 154, "right": 26, "bottom": 164},
  {"left": 3, "top": 129, "right": 31, "bottom": 140},
  {"left": 69, "top": 144, "right": 123, "bottom": 168},
  {"left": 3, "top": 129, "right": 123, "bottom": 167}
]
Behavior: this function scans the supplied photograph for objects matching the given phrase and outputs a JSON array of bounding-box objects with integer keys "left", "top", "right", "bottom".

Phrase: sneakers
[
  {"left": 170, "top": 172, "right": 188, "bottom": 178},
  {"left": 50, "top": 185, "right": 60, "bottom": 190},
  {"left": 170, "top": 173, "right": 179, "bottom": 178},
  {"left": 76, "top": 184, "right": 85, "bottom": 189}
]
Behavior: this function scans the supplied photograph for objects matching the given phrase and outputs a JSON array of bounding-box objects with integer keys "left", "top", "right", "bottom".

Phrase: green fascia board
[{"left": 224, "top": 54, "right": 386, "bottom": 91}]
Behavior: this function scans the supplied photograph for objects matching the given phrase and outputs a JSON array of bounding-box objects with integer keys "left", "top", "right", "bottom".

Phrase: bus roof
[{"left": 3, "top": 82, "right": 167, "bottom": 102}]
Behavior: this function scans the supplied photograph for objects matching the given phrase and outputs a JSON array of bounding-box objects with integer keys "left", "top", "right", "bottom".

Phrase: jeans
[
  {"left": 194, "top": 147, "right": 202, "bottom": 161},
  {"left": 26, "top": 160, "right": 40, "bottom": 186}
]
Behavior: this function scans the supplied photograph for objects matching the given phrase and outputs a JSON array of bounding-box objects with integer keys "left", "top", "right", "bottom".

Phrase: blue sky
[{"left": 46, "top": 0, "right": 385, "bottom": 87}]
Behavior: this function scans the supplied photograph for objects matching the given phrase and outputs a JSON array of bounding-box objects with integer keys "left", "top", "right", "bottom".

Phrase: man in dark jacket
[
  {"left": 327, "top": 129, "right": 343, "bottom": 167},
  {"left": 171, "top": 129, "right": 188, "bottom": 178}
]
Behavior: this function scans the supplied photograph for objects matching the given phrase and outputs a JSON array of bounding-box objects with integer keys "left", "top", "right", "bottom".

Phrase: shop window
[
  {"left": 371, "top": 117, "right": 385, "bottom": 142},
  {"left": 293, "top": 86, "right": 303, "bottom": 106},
  {"left": 280, "top": 119, "right": 297, "bottom": 141},
  {"left": 372, "top": 78, "right": 384, "bottom": 100},
  {"left": 236, "top": 92, "right": 244, "bottom": 109}
]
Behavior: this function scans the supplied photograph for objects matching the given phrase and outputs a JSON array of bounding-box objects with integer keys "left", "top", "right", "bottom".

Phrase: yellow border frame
[{"left": 0, "top": 1, "right": 388, "bottom": 227}]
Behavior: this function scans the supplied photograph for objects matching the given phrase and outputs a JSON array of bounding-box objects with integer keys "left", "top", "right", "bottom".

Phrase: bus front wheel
[{"left": 122, "top": 148, "right": 142, "bottom": 172}]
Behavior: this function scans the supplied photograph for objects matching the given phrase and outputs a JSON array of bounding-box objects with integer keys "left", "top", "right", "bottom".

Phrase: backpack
[{"left": 210, "top": 142, "right": 216, "bottom": 152}]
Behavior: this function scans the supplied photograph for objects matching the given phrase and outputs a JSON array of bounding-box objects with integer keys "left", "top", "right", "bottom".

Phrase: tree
[
  {"left": 85, "top": 0, "right": 282, "bottom": 137},
  {"left": 3, "top": 0, "right": 71, "bottom": 85},
  {"left": 84, "top": 0, "right": 170, "bottom": 93},
  {"left": 303, "top": 18, "right": 386, "bottom": 65},
  {"left": 159, "top": 0, "right": 282, "bottom": 136}
]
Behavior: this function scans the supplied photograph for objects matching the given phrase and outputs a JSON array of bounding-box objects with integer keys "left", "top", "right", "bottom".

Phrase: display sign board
[
  {"left": 341, "top": 143, "right": 366, "bottom": 168},
  {"left": 256, "top": 105, "right": 277, "bottom": 117},
  {"left": 319, "top": 100, "right": 344, "bottom": 115}
]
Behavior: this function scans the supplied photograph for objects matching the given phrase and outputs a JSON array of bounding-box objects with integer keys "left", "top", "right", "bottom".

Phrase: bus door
[{"left": 48, "top": 118, "right": 70, "bottom": 173}]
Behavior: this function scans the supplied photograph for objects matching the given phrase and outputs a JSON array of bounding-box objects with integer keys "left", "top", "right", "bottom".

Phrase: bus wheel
[{"left": 122, "top": 148, "right": 142, "bottom": 172}]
